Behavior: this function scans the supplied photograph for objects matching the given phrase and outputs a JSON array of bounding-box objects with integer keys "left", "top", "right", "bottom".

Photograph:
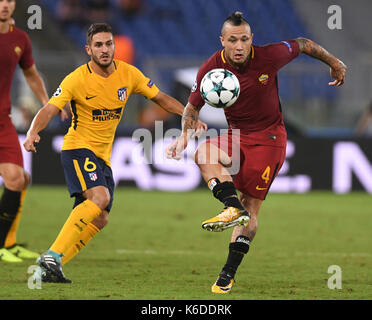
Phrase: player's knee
[
  {"left": 96, "top": 194, "right": 110, "bottom": 210},
  {"left": 194, "top": 143, "right": 216, "bottom": 166},
  {"left": 89, "top": 189, "right": 110, "bottom": 210},
  {"left": 4, "top": 171, "right": 26, "bottom": 191}
]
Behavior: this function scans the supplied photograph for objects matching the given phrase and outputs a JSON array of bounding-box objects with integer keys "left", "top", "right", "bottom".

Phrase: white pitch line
[
  {"left": 116, "top": 249, "right": 207, "bottom": 256},
  {"left": 294, "top": 252, "right": 372, "bottom": 258},
  {"left": 116, "top": 249, "right": 372, "bottom": 258}
]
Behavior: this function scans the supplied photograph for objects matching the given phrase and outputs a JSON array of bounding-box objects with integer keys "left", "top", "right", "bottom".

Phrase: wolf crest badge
[
  {"left": 258, "top": 74, "right": 269, "bottom": 85},
  {"left": 117, "top": 87, "right": 127, "bottom": 102}
]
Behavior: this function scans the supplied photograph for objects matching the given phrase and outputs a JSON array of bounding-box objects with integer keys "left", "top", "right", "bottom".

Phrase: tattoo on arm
[
  {"left": 295, "top": 37, "right": 339, "bottom": 68},
  {"left": 182, "top": 104, "right": 200, "bottom": 135}
]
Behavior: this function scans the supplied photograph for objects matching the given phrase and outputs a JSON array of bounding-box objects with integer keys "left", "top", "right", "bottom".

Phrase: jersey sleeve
[
  {"left": 131, "top": 65, "right": 159, "bottom": 99},
  {"left": 268, "top": 39, "right": 300, "bottom": 70},
  {"left": 48, "top": 72, "right": 77, "bottom": 110},
  {"left": 19, "top": 33, "right": 34, "bottom": 70}
]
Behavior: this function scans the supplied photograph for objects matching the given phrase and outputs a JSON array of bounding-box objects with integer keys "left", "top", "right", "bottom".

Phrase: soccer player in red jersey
[
  {"left": 0, "top": 0, "right": 61, "bottom": 262},
  {"left": 167, "top": 12, "right": 346, "bottom": 293}
]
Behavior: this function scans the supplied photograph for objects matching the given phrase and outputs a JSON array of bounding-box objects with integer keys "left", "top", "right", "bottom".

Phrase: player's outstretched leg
[
  {"left": 201, "top": 178, "right": 250, "bottom": 232},
  {"left": 36, "top": 250, "right": 72, "bottom": 283},
  {"left": 195, "top": 143, "right": 250, "bottom": 232}
]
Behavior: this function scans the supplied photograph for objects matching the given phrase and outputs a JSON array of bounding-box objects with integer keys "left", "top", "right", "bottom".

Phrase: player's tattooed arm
[
  {"left": 295, "top": 37, "right": 347, "bottom": 86},
  {"left": 182, "top": 103, "right": 203, "bottom": 137}
]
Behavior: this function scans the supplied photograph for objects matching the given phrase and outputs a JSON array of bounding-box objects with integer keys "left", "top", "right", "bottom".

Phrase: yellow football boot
[
  {"left": 212, "top": 271, "right": 235, "bottom": 294},
  {"left": 0, "top": 248, "right": 23, "bottom": 263},
  {"left": 202, "top": 207, "right": 250, "bottom": 232},
  {"left": 8, "top": 244, "right": 40, "bottom": 259}
]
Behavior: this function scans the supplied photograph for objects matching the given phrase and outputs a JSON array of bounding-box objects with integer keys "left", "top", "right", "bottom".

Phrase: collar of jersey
[{"left": 87, "top": 61, "right": 117, "bottom": 79}]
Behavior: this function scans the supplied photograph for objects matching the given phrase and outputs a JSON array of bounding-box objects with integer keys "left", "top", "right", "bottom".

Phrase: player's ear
[
  {"left": 85, "top": 44, "right": 91, "bottom": 56},
  {"left": 219, "top": 36, "right": 225, "bottom": 48}
]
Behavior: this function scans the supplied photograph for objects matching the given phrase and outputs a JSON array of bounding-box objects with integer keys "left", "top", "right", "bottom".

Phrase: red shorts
[
  {"left": 206, "top": 125, "right": 287, "bottom": 200},
  {"left": 0, "top": 121, "right": 24, "bottom": 168}
]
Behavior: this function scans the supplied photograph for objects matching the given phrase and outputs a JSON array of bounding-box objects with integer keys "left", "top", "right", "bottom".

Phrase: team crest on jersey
[
  {"left": 14, "top": 46, "right": 22, "bottom": 56},
  {"left": 89, "top": 172, "right": 98, "bottom": 181},
  {"left": 258, "top": 74, "right": 269, "bottom": 85},
  {"left": 117, "top": 87, "right": 127, "bottom": 102}
]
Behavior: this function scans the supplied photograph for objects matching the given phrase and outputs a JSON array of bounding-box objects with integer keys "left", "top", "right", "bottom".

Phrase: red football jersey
[
  {"left": 189, "top": 40, "right": 300, "bottom": 136},
  {"left": 0, "top": 25, "right": 34, "bottom": 122}
]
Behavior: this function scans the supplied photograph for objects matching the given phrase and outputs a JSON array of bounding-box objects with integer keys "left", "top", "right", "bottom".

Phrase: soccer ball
[{"left": 200, "top": 68, "right": 240, "bottom": 108}]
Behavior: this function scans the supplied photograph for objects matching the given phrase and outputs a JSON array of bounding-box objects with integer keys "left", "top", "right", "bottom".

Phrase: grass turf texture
[{"left": 1, "top": 186, "right": 371, "bottom": 300}]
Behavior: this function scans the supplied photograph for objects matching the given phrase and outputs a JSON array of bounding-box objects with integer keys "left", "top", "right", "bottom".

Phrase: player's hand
[
  {"left": 192, "top": 120, "right": 208, "bottom": 138},
  {"left": 23, "top": 131, "right": 40, "bottom": 153},
  {"left": 60, "top": 108, "right": 69, "bottom": 122},
  {"left": 329, "top": 60, "right": 347, "bottom": 86},
  {"left": 165, "top": 135, "right": 188, "bottom": 160}
]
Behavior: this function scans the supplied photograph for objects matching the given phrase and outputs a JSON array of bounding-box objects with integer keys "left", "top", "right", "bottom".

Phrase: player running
[
  {"left": 0, "top": 0, "right": 66, "bottom": 262},
  {"left": 166, "top": 12, "right": 346, "bottom": 293},
  {"left": 23, "top": 23, "right": 206, "bottom": 283}
]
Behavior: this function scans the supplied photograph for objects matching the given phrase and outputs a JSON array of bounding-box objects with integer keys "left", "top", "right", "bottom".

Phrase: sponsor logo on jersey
[
  {"left": 117, "top": 87, "right": 127, "bottom": 102},
  {"left": 258, "top": 74, "right": 269, "bottom": 85},
  {"left": 281, "top": 41, "right": 293, "bottom": 53},
  {"left": 92, "top": 107, "right": 122, "bottom": 121}
]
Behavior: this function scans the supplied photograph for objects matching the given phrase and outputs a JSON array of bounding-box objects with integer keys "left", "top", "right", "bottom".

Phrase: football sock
[
  {"left": 4, "top": 190, "right": 27, "bottom": 248},
  {"left": 222, "top": 235, "right": 250, "bottom": 278},
  {"left": 50, "top": 199, "right": 101, "bottom": 255},
  {"left": 208, "top": 178, "right": 245, "bottom": 210},
  {"left": 62, "top": 222, "right": 100, "bottom": 265},
  {"left": 0, "top": 188, "right": 22, "bottom": 248}
]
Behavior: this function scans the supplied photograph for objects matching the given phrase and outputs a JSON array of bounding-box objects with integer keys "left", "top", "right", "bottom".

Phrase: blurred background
[{"left": 8, "top": 0, "right": 372, "bottom": 193}]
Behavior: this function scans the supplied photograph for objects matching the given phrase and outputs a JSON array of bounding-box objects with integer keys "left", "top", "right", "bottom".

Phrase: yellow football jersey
[{"left": 48, "top": 60, "right": 159, "bottom": 166}]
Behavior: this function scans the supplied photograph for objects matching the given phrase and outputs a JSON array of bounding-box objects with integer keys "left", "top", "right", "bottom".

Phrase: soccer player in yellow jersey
[{"left": 23, "top": 23, "right": 206, "bottom": 283}]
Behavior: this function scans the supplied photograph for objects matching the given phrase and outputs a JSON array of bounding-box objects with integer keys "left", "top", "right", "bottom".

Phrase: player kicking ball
[
  {"left": 24, "top": 23, "right": 206, "bottom": 283},
  {"left": 167, "top": 12, "right": 346, "bottom": 293}
]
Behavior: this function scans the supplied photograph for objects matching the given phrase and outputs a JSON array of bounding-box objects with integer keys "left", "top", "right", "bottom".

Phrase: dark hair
[
  {"left": 86, "top": 23, "right": 113, "bottom": 45},
  {"left": 224, "top": 11, "right": 248, "bottom": 26}
]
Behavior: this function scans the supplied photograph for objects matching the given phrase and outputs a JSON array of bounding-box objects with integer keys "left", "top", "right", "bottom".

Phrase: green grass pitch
[{"left": 1, "top": 186, "right": 371, "bottom": 300}]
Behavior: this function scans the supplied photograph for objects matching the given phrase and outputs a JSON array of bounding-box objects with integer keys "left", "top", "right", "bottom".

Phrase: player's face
[
  {"left": 220, "top": 24, "right": 253, "bottom": 67},
  {"left": 0, "top": 0, "right": 16, "bottom": 23},
  {"left": 86, "top": 32, "right": 115, "bottom": 68}
]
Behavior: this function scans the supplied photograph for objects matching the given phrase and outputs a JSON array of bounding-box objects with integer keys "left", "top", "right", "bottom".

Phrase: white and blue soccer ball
[{"left": 200, "top": 68, "right": 240, "bottom": 108}]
